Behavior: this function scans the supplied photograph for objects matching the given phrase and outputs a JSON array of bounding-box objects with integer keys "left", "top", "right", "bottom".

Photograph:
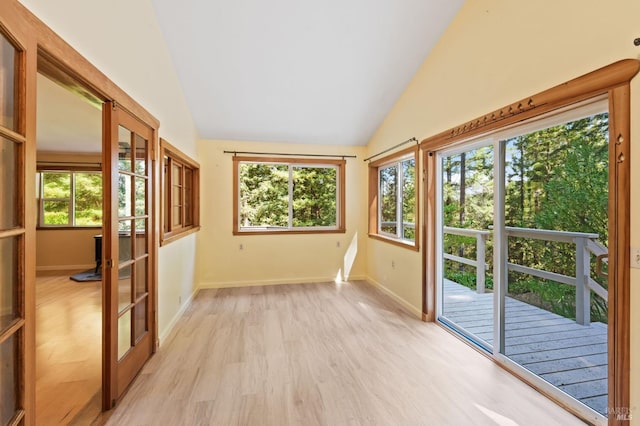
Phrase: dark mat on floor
[{"left": 70, "top": 269, "right": 102, "bottom": 282}]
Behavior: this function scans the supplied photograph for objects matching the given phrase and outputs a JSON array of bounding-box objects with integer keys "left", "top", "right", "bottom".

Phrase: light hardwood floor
[
  {"left": 101, "top": 280, "right": 586, "bottom": 425},
  {"left": 36, "top": 271, "right": 102, "bottom": 425}
]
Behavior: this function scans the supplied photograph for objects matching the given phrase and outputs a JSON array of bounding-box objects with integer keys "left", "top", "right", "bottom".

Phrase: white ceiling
[
  {"left": 36, "top": 73, "right": 102, "bottom": 153},
  {"left": 151, "top": 0, "right": 464, "bottom": 146}
]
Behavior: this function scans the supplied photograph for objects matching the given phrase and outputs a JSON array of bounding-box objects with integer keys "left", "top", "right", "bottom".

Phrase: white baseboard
[
  {"left": 36, "top": 264, "right": 94, "bottom": 272},
  {"left": 198, "top": 274, "right": 367, "bottom": 289},
  {"left": 158, "top": 289, "right": 197, "bottom": 346},
  {"left": 365, "top": 276, "right": 422, "bottom": 318}
]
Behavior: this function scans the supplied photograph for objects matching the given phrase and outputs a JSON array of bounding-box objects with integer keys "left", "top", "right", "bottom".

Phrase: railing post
[
  {"left": 575, "top": 237, "right": 590, "bottom": 326},
  {"left": 476, "top": 233, "right": 486, "bottom": 294}
]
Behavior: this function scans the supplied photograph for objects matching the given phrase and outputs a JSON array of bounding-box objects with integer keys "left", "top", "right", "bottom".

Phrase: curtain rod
[
  {"left": 223, "top": 150, "right": 356, "bottom": 159},
  {"left": 363, "top": 137, "right": 418, "bottom": 162},
  {"left": 37, "top": 161, "right": 102, "bottom": 166}
]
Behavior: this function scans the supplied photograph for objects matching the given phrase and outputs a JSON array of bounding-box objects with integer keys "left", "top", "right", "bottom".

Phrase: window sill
[
  {"left": 37, "top": 226, "right": 102, "bottom": 231},
  {"left": 234, "top": 227, "right": 346, "bottom": 236},
  {"left": 368, "top": 233, "right": 419, "bottom": 251},
  {"left": 161, "top": 225, "right": 201, "bottom": 246}
]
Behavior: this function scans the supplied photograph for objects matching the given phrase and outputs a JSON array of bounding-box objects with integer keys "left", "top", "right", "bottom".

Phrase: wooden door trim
[
  {"left": 608, "top": 85, "right": 631, "bottom": 423},
  {"left": 420, "top": 59, "right": 639, "bottom": 425}
]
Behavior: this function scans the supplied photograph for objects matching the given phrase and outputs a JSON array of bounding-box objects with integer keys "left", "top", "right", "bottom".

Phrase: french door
[
  {"left": 0, "top": 3, "right": 35, "bottom": 424},
  {"left": 103, "top": 102, "right": 154, "bottom": 408}
]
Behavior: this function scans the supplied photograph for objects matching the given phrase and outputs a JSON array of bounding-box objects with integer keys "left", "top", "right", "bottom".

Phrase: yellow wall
[
  {"left": 366, "top": 0, "right": 640, "bottom": 420},
  {"left": 21, "top": 0, "right": 199, "bottom": 340},
  {"left": 197, "top": 140, "right": 368, "bottom": 288}
]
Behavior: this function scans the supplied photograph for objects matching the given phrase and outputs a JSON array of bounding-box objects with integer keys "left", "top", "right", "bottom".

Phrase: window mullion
[
  {"left": 69, "top": 172, "right": 75, "bottom": 226},
  {"left": 397, "top": 161, "right": 403, "bottom": 239},
  {"left": 377, "top": 169, "right": 383, "bottom": 235},
  {"left": 288, "top": 165, "right": 294, "bottom": 229}
]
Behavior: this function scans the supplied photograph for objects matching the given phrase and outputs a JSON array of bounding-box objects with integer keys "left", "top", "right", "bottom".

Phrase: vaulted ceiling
[{"left": 151, "top": 0, "right": 464, "bottom": 146}]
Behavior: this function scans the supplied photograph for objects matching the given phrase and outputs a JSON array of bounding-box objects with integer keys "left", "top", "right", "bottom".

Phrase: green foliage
[
  {"left": 75, "top": 173, "right": 102, "bottom": 226},
  {"left": 293, "top": 167, "right": 337, "bottom": 227},
  {"left": 239, "top": 163, "right": 338, "bottom": 228},
  {"left": 442, "top": 113, "right": 609, "bottom": 323},
  {"left": 41, "top": 171, "right": 102, "bottom": 226},
  {"left": 379, "top": 165, "right": 398, "bottom": 232},
  {"left": 43, "top": 172, "right": 70, "bottom": 199},
  {"left": 379, "top": 158, "right": 416, "bottom": 241}
]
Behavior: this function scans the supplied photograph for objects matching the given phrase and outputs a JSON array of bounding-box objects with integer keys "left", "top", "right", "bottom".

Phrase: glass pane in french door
[
  {"left": 439, "top": 144, "right": 494, "bottom": 350},
  {"left": 501, "top": 112, "right": 609, "bottom": 417},
  {"left": 0, "top": 137, "right": 18, "bottom": 229},
  {"left": 0, "top": 236, "right": 19, "bottom": 329},
  {"left": 0, "top": 332, "right": 18, "bottom": 425},
  {"left": 0, "top": 33, "right": 17, "bottom": 131},
  {"left": 0, "top": 26, "right": 25, "bottom": 425},
  {"left": 116, "top": 124, "right": 149, "bottom": 361}
]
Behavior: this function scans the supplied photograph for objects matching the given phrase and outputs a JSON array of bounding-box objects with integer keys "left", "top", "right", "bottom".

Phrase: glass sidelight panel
[
  {"left": 0, "top": 33, "right": 17, "bottom": 131},
  {"left": 439, "top": 144, "right": 494, "bottom": 349},
  {"left": 0, "top": 332, "right": 18, "bottom": 425},
  {"left": 0, "top": 137, "right": 18, "bottom": 230}
]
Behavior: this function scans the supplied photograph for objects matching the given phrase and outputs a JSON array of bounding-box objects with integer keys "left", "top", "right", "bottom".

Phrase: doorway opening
[{"left": 34, "top": 71, "right": 103, "bottom": 423}]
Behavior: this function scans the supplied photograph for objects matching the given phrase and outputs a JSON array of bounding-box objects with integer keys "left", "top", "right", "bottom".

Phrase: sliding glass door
[
  {"left": 437, "top": 142, "right": 494, "bottom": 350},
  {"left": 436, "top": 100, "right": 610, "bottom": 422}
]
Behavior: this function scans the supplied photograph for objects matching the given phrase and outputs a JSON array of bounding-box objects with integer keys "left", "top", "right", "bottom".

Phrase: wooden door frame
[
  {"left": 0, "top": 1, "right": 38, "bottom": 424},
  {"left": 421, "top": 59, "right": 639, "bottom": 425},
  {"left": 3, "top": 0, "right": 161, "bottom": 422}
]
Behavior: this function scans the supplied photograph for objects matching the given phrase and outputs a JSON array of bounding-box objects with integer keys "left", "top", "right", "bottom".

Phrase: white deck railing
[
  {"left": 443, "top": 226, "right": 490, "bottom": 293},
  {"left": 443, "top": 226, "right": 608, "bottom": 326}
]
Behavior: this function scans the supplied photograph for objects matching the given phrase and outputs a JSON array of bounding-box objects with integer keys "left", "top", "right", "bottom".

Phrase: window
[
  {"left": 37, "top": 170, "right": 102, "bottom": 227},
  {"left": 160, "top": 138, "right": 200, "bottom": 245},
  {"left": 233, "top": 157, "right": 346, "bottom": 234},
  {"left": 368, "top": 147, "right": 419, "bottom": 250}
]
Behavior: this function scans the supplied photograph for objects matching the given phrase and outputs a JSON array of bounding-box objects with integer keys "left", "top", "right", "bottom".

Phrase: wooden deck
[{"left": 442, "top": 279, "right": 608, "bottom": 416}]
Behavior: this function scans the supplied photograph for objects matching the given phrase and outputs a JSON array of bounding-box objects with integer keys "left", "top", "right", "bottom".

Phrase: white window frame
[{"left": 377, "top": 156, "right": 415, "bottom": 242}]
